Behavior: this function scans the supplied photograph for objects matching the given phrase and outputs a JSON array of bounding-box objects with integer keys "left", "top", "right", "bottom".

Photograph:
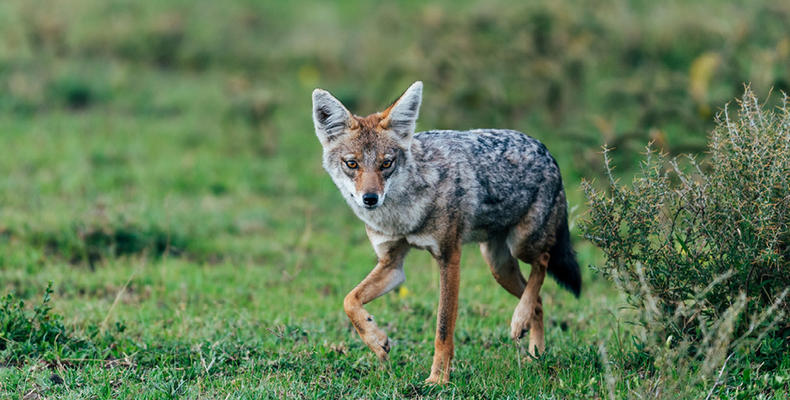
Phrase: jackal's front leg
[
  {"left": 343, "top": 238, "right": 409, "bottom": 360},
  {"left": 425, "top": 243, "right": 461, "bottom": 385}
]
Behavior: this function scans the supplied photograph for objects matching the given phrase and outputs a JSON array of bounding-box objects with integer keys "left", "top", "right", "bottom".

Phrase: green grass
[
  {"left": 0, "top": 66, "right": 627, "bottom": 398},
  {"left": 1, "top": 255, "right": 623, "bottom": 398},
  {"left": 1, "top": 0, "right": 789, "bottom": 398}
]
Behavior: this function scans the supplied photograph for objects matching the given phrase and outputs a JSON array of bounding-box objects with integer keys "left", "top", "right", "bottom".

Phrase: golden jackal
[{"left": 312, "top": 81, "right": 580, "bottom": 384}]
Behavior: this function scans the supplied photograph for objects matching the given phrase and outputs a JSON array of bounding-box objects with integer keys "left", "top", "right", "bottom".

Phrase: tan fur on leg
[
  {"left": 425, "top": 244, "right": 461, "bottom": 385},
  {"left": 528, "top": 295, "right": 545, "bottom": 357},
  {"left": 510, "top": 252, "right": 548, "bottom": 349},
  {"left": 480, "top": 240, "right": 526, "bottom": 298},
  {"left": 344, "top": 239, "right": 409, "bottom": 360}
]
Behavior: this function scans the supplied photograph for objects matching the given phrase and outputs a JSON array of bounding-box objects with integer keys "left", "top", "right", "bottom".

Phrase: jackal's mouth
[{"left": 363, "top": 204, "right": 379, "bottom": 210}]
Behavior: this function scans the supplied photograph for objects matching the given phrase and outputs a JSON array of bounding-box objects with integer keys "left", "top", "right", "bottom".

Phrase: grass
[
  {"left": 1, "top": 256, "right": 621, "bottom": 398},
  {"left": 0, "top": 0, "right": 788, "bottom": 398},
  {"left": 0, "top": 67, "right": 623, "bottom": 398}
]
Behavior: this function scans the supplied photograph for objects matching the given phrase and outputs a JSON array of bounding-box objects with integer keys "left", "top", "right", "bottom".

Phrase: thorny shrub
[{"left": 581, "top": 88, "right": 789, "bottom": 375}]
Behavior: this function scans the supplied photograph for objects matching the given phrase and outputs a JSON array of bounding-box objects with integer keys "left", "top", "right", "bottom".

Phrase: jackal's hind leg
[
  {"left": 510, "top": 252, "right": 547, "bottom": 357},
  {"left": 344, "top": 239, "right": 409, "bottom": 360},
  {"left": 480, "top": 239, "right": 526, "bottom": 298},
  {"left": 528, "top": 295, "right": 545, "bottom": 357}
]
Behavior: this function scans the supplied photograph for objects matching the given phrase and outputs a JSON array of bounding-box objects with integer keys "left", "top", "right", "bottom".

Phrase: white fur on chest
[
  {"left": 354, "top": 195, "right": 428, "bottom": 235},
  {"left": 365, "top": 215, "right": 441, "bottom": 257},
  {"left": 405, "top": 232, "right": 440, "bottom": 255}
]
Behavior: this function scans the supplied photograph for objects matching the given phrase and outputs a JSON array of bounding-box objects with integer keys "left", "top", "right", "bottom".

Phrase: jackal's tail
[{"left": 547, "top": 218, "right": 581, "bottom": 297}]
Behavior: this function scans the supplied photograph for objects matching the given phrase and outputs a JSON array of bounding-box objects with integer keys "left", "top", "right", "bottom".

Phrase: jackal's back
[{"left": 412, "top": 129, "right": 563, "bottom": 236}]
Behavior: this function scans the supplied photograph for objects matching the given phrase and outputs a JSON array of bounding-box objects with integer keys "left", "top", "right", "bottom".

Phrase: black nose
[{"left": 362, "top": 193, "right": 379, "bottom": 206}]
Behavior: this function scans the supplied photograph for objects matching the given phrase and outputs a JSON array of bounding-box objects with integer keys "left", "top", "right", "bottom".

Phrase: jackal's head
[{"left": 312, "top": 81, "right": 422, "bottom": 210}]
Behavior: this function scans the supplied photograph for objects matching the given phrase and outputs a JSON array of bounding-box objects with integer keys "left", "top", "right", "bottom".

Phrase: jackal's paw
[
  {"left": 361, "top": 325, "right": 391, "bottom": 360},
  {"left": 510, "top": 301, "right": 535, "bottom": 340},
  {"left": 425, "top": 355, "right": 452, "bottom": 385},
  {"left": 424, "top": 372, "right": 449, "bottom": 385}
]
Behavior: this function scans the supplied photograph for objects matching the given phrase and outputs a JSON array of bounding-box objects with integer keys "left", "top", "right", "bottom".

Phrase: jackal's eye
[
  {"left": 381, "top": 159, "right": 393, "bottom": 169},
  {"left": 344, "top": 160, "right": 358, "bottom": 169}
]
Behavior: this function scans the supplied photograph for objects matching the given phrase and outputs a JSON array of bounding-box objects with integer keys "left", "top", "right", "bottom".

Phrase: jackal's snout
[
  {"left": 362, "top": 193, "right": 379, "bottom": 208},
  {"left": 356, "top": 170, "right": 384, "bottom": 209}
]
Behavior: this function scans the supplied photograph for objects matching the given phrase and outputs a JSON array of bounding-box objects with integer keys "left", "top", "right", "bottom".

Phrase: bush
[{"left": 581, "top": 88, "right": 789, "bottom": 360}]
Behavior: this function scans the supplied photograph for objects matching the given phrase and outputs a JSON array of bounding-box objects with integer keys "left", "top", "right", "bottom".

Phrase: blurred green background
[
  {"left": 1, "top": 0, "right": 788, "bottom": 262},
  {"left": 0, "top": 0, "right": 788, "bottom": 397}
]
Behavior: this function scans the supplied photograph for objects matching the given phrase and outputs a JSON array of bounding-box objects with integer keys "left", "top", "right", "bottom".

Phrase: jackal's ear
[
  {"left": 383, "top": 81, "right": 422, "bottom": 140},
  {"left": 312, "top": 89, "right": 352, "bottom": 145}
]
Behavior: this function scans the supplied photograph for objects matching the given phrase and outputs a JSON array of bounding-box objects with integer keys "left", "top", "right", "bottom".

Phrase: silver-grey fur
[{"left": 361, "top": 129, "right": 561, "bottom": 240}]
